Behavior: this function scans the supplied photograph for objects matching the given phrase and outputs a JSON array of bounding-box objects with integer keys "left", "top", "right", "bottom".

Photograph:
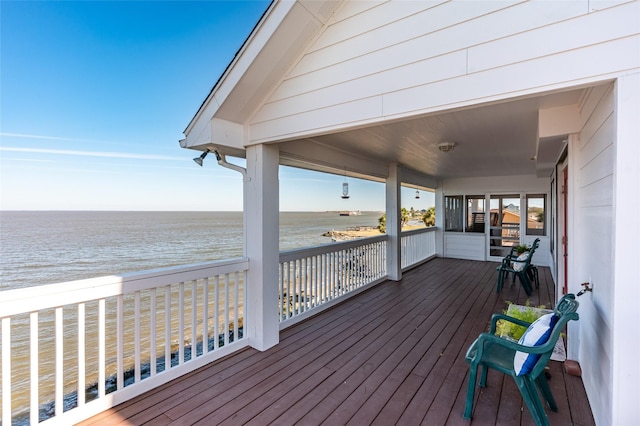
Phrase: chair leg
[
  {"left": 517, "top": 272, "right": 533, "bottom": 296},
  {"left": 526, "top": 266, "right": 540, "bottom": 289},
  {"left": 536, "top": 374, "right": 558, "bottom": 411},
  {"left": 515, "top": 376, "right": 549, "bottom": 426},
  {"left": 480, "top": 366, "right": 489, "bottom": 388},
  {"left": 496, "top": 268, "right": 504, "bottom": 293},
  {"left": 464, "top": 366, "right": 478, "bottom": 420}
]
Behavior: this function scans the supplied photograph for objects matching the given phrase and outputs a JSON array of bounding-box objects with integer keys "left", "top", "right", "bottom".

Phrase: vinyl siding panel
[
  {"left": 611, "top": 72, "right": 640, "bottom": 426},
  {"left": 383, "top": 36, "right": 638, "bottom": 116},
  {"left": 250, "top": 0, "right": 639, "bottom": 142},
  {"left": 467, "top": 2, "right": 638, "bottom": 73},
  {"left": 289, "top": 1, "right": 517, "bottom": 81},
  {"left": 252, "top": 51, "right": 467, "bottom": 125},
  {"left": 574, "top": 83, "right": 615, "bottom": 426},
  {"left": 444, "top": 233, "right": 485, "bottom": 261}
]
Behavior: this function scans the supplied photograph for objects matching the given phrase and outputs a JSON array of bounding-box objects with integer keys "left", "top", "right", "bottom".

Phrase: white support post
[
  {"left": 611, "top": 72, "right": 640, "bottom": 426},
  {"left": 435, "top": 184, "right": 445, "bottom": 257},
  {"left": 386, "top": 163, "right": 402, "bottom": 281},
  {"left": 245, "top": 144, "right": 280, "bottom": 351}
]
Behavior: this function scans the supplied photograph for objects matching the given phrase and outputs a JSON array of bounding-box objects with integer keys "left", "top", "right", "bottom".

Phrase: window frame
[
  {"left": 444, "top": 195, "right": 464, "bottom": 232},
  {"left": 465, "top": 195, "right": 486, "bottom": 233},
  {"left": 525, "top": 194, "right": 546, "bottom": 236}
]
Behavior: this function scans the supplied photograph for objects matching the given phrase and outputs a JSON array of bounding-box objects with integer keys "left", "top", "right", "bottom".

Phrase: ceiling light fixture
[{"left": 437, "top": 142, "right": 456, "bottom": 153}]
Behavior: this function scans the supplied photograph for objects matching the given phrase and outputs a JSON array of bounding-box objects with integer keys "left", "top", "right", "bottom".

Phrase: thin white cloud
[
  {"left": 0, "top": 132, "right": 83, "bottom": 142},
  {"left": 0, "top": 147, "right": 184, "bottom": 161}
]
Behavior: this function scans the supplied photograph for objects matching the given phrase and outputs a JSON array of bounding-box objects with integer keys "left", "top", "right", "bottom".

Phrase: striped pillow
[{"left": 514, "top": 313, "right": 558, "bottom": 375}]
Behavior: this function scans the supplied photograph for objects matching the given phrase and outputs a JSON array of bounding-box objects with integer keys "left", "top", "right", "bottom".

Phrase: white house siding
[
  {"left": 611, "top": 72, "right": 640, "bottom": 426},
  {"left": 248, "top": 0, "right": 638, "bottom": 143},
  {"left": 574, "top": 75, "right": 640, "bottom": 426},
  {"left": 573, "top": 83, "right": 615, "bottom": 426},
  {"left": 443, "top": 233, "right": 485, "bottom": 261}
]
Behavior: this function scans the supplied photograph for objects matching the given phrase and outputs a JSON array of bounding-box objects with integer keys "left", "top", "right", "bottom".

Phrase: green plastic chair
[
  {"left": 463, "top": 294, "right": 579, "bottom": 426},
  {"left": 496, "top": 238, "right": 540, "bottom": 295}
]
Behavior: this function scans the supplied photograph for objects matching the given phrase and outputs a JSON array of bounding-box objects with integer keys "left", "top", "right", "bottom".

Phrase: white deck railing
[
  {"left": 278, "top": 235, "right": 387, "bottom": 326},
  {"left": 0, "top": 258, "right": 249, "bottom": 426},
  {"left": 1, "top": 231, "right": 438, "bottom": 425},
  {"left": 401, "top": 227, "right": 437, "bottom": 270}
]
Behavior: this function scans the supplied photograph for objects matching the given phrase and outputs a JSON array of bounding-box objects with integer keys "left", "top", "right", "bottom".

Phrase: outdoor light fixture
[
  {"left": 415, "top": 188, "right": 420, "bottom": 199},
  {"left": 437, "top": 142, "right": 456, "bottom": 153},
  {"left": 193, "top": 150, "right": 209, "bottom": 166}
]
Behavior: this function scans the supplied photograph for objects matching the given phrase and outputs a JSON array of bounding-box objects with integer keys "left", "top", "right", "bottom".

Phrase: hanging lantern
[{"left": 415, "top": 187, "right": 420, "bottom": 199}]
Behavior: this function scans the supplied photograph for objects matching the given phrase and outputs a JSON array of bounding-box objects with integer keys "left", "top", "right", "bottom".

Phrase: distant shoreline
[{"left": 322, "top": 224, "right": 427, "bottom": 241}]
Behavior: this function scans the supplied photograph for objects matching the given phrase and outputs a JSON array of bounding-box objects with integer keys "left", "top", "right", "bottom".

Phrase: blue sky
[{"left": 1, "top": 1, "right": 434, "bottom": 212}]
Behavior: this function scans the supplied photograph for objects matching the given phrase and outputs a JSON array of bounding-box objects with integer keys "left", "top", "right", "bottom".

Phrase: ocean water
[
  {"left": 0, "top": 210, "right": 383, "bottom": 290},
  {"left": 0, "top": 210, "right": 384, "bottom": 423}
]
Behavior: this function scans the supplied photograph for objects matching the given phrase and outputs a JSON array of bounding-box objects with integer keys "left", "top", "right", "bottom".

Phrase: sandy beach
[{"left": 323, "top": 224, "right": 426, "bottom": 240}]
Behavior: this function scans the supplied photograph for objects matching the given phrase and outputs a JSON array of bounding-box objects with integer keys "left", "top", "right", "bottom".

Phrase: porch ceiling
[{"left": 279, "top": 88, "right": 586, "bottom": 183}]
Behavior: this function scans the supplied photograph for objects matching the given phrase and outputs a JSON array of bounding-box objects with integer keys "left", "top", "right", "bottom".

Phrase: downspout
[
  {"left": 213, "top": 150, "right": 251, "bottom": 182},
  {"left": 211, "top": 149, "right": 251, "bottom": 260}
]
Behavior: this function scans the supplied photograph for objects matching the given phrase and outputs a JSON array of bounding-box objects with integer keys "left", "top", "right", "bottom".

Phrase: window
[
  {"left": 526, "top": 195, "right": 546, "bottom": 236},
  {"left": 466, "top": 196, "right": 485, "bottom": 233},
  {"left": 444, "top": 196, "right": 463, "bottom": 231}
]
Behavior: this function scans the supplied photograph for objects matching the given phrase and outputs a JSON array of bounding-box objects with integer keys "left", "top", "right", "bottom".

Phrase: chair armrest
[
  {"left": 466, "top": 331, "right": 557, "bottom": 365},
  {"left": 489, "top": 313, "right": 532, "bottom": 334}
]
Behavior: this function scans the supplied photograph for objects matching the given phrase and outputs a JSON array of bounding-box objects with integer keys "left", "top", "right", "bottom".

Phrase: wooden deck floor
[{"left": 79, "top": 258, "right": 594, "bottom": 426}]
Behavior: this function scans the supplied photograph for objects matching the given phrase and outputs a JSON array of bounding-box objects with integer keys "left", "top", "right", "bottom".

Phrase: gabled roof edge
[{"left": 183, "top": 0, "right": 276, "bottom": 136}]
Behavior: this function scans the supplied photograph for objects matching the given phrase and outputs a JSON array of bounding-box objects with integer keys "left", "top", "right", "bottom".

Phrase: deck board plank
[{"left": 77, "top": 258, "right": 594, "bottom": 426}]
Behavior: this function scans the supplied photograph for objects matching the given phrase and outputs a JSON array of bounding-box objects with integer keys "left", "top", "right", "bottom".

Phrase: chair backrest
[
  {"left": 527, "top": 293, "right": 579, "bottom": 377},
  {"left": 508, "top": 238, "right": 540, "bottom": 260},
  {"left": 526, "top": 238, "right": 541, "bottom": 258}
]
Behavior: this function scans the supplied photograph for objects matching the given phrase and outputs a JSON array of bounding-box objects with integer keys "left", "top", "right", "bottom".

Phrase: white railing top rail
[
  {"left": 279, "top": 235, "right": 387, "bottom": 262},
  {"left": 401, "top": 226, "right": 437, "bottom": 237},
  {"left": 0, "top": 257, "right": 249, "bottom": 317}
]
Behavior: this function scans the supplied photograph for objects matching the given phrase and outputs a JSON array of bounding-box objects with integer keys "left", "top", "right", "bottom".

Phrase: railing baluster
[
  {"left": 214, "top": 276, "right": 219, "bottom": 351},
  {"left": 234, "top": 271, "right": 239, "bottom": 342},
  {"left": 30, "top": 311, "right": 38, "bottom": 425},
  {"left": 191, "top": 280, "right": 197, "bottom": 359},
  {"left": 164, "top": 285, "right": 171, "bottom": 370},
  {"left": 78, "top": 302, "right": 86, "bottom": 406},
  {"left": 203, "top": 278, "right": 209, "bottom": 354},
  {"left": 178, "top": 282, "right": 185, "bottom": 365},
  {"left": 116, "top": 295, "right": 123, "bottom": 390},
  {"left": 224, "top": 274, "right": 229, "bottom": 346},
  {"left": 313, "top": 255, "right": 318, "bottom": 308},
  {"left": 150, "top": 288, "right": 156, "bottom": 376},
  {"left": 134, "top": 291, "right": 141, "bottom": 383},
  {"left": 287, "top": 262, "right": 293, "bottom": 318},
  {"left": 242, "top": 271, "right": 247, "bottom": 335},
  {"left": 55, "top": 307, "right": 63, "bottom": 415},
  {"left": 2, "top": 317, "right": 11, "bottom": 425},
  {"left": 98, "top": 299, "right": 105, "bottom": 397},
  {"left": 302, "top": 258, "right": 307, "bottom": 312}
]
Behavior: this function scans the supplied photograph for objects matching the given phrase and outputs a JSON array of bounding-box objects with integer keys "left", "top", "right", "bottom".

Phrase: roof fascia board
[{"left": 184, "top": 0, "right": 294, "bottom": 137}]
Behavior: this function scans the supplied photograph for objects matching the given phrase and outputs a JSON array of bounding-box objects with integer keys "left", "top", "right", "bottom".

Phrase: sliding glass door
[{"left": 489, "top": 195, "right": 520, "bottom": 257}]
